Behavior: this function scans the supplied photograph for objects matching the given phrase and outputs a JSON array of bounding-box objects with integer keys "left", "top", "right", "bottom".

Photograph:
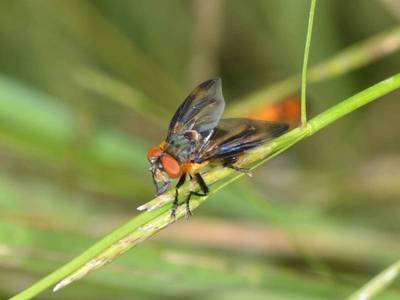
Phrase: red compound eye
[
  {"left": 161, "top": 154, "right": 182, "bottom": 178},
  {"left": 147, "top": 146, "right": 163, "bottom": 161}
]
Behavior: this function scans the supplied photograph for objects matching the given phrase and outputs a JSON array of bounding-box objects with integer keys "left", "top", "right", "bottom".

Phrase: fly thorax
[{"left": 166, "top": 134, "right": 198, "bottom": 161}]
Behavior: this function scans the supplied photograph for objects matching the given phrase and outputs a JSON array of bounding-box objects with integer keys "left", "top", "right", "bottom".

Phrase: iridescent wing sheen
[
  {"left": 197, "top": 118, "right": 289, "bottom": 162},
  {"left": 167, "top": 78, "right": 225, "bottom": 142},
  {"left": 165, "top": 78, "right": 225, "bottom": 161}
]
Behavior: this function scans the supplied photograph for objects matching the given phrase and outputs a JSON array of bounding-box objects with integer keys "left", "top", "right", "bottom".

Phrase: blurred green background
[{"left": 1, "top": 0, "right": 400, "bottom": 299}]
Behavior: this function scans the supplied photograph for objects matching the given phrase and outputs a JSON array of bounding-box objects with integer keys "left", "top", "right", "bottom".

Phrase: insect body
[{"left": 147, "top": 79, "right": 289, "bottom": 217}]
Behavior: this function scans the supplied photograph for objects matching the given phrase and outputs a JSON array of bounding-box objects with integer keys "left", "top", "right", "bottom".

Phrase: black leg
[
  {"left": 184, "top": 173, "right": 209, "bottom": 217},
  {"left": 223, "top": 156, "right": 252, "bottom": 176},
  {"left": 195, "top": 173, "right": 209, "bottom": 194},
  {"left": 171, "top": 173, "right": 186, "bottom": 218}
]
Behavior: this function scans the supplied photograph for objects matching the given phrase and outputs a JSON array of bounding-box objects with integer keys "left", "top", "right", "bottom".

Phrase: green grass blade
[{"left": 10, "top": 73, "right": 400, "bottom": 300}]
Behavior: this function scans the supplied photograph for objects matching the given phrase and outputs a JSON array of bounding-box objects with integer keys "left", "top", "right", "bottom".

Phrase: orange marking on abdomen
[{"left": 182, "top": 161, "right": 209, "bottom": 174}]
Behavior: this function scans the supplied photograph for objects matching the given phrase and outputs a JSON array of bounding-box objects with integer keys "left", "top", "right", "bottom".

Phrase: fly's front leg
[
  {"left": 184, "top": 173, "right": 209, "bottom": 217},
  {"left": 171, "top": 173, "right": 186, "bottom": 219}
]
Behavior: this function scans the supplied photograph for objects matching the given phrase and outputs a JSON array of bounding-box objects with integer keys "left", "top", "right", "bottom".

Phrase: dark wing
[
  {"left": 198, "top": 118, "right": 289, "bottom": 162},
  {"left": 167, "top": 78, "right": 225, "bottom": 142}
]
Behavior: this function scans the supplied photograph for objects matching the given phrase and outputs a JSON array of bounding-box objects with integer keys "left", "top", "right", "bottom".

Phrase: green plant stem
[
  {"left": 301, "top": 0, "right": 317, "bottom": 125},
  {"left": 348, "top": 260, "right": 400, "bottom": 300},
  {"left": 228, "top": 26, "right": 400, "bottom": 117},
  {"left": 10, "top": 73, "right": 400, "bottom": 300}
]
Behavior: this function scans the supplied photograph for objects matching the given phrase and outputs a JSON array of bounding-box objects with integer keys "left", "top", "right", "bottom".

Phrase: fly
[{"left": 147, "top": 78, "right": 289, "bottom": 218}]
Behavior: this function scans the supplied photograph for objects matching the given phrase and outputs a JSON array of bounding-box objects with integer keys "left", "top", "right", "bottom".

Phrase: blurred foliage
[{"left": 1, "top": 0, "right": 400, "bottom": 299}]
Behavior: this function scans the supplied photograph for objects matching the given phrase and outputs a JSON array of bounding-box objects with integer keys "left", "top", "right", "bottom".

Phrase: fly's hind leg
[
  {"left": 171, "top": 173, "right": 186, "bottom": 219},
  {"left": 184, "top": 173, "right": 209, "bottom": 218},
  {"left": 223, "top": 156, "right": 253, "bottom": 177}
]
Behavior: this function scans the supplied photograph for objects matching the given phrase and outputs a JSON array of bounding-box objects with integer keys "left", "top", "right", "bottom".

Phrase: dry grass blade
[{"left": 348, "top": 260, "right": 400, "bottom": 300}]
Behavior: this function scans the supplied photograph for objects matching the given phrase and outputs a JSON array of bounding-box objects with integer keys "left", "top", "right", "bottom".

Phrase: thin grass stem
[{"left": 301, "top": 0, "right": 317, "bottom": 125}]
